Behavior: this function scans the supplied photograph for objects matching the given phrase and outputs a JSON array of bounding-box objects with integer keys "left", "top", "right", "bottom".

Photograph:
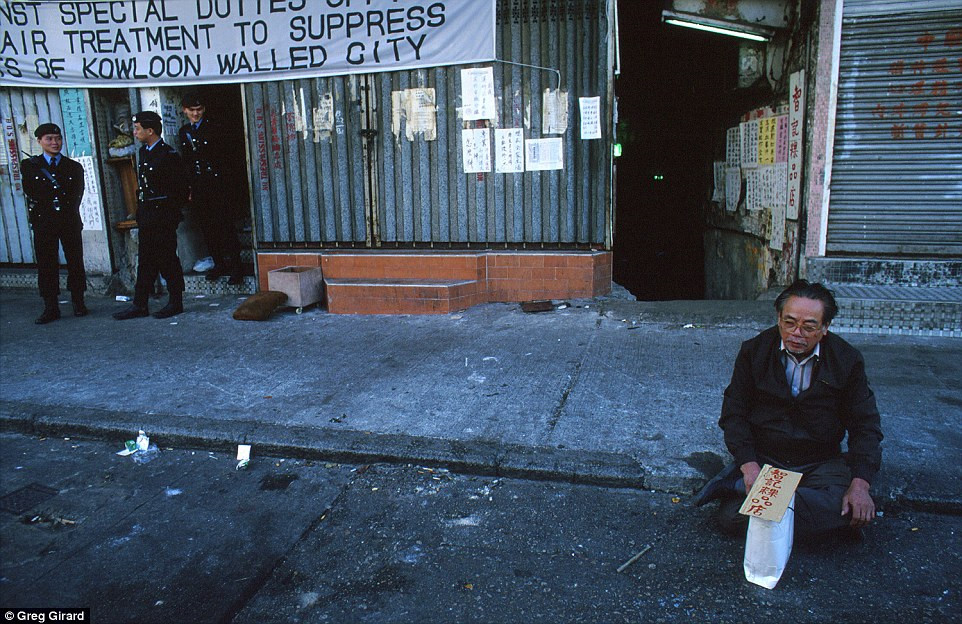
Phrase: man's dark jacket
[
  {"left": 20, "top": 155, "right": 85, "bottom": 226},
  {"left": 719, "top": 326, "right": 882, "bottom": 483},
  {"left": 136, "top": 141, "right": 187, "bottom": 230}
]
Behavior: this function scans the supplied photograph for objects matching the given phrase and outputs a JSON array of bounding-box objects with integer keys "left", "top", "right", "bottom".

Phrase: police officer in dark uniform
[
  {"left": 178, "top": 92, "right": 243, "bottom": 285},
  {"left": 21, "top": 123, "right": 87, "bottom": 324},
  {"left": 114, "top": 111, "right": 189, "bottom": 320}
]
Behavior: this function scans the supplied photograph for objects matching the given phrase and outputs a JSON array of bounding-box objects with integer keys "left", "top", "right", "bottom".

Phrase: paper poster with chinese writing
[
  {"left": 59, "top": 89, "right": 92, "bottom": 157},
  {"left": 712, "top": 161, "right": 726, "bottom": 203},
  {"left": 745, "top": 168, "right": 760, "bottom": 211},
  {"left": 740, "top": 119, "right": 759, "bottom": 169},
  {"left": 543, "top": 89, "right": 569, "bottom": 135},
  {"left": 461, "top": 67, "right": 497, "bottom": 121},
  {"left": 726, "top": 127, "right": 741, "bottom": 167},
  {"left": 76, "top": 156, "right": 104, "bottom": 231},
  {"left": 579, "top": 96, "right": 601, "bottom": 140},
  {"left": 525, "top": 138, "right": 564, "bottom": 171},
  {"left": 787, "top": 70, "right": 805, "bottom": 219},
  {"left": 774, "top": 163, "right": 788, "bottom": 211},
  {"left": 758, "top": 117, "right": 776, "bottom": 165},
  {"left": 775, "top": 115, "right": 789, "bottom": 163},
  {"left": 393, "top": 88, "right": 437, "bottom": 141},
  {"left": 462, "top": 128, "right": 491, "bottom": 173},
  {"left": 739, "top": 464, "right": 802, "bottom": 522},
  {"left": 495, "top": 128, "right": 525, "bottom": 173},
  {"left": 725, "top": 167, "right": 741, "bottom": 213},
  {"left": 758, "top": 165, "right": 775, "bottom": 209},
  {"left": 769, "top": 203, "right": 786, "bottom": 251}
]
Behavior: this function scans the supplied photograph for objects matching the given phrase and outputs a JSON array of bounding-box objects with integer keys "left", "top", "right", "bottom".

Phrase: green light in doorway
[
  {"left": 653, "top": 175, "right": 664, "bottom": 181},
  {"left": 613, "top": 143, "right": 622, "bottom": 157}
]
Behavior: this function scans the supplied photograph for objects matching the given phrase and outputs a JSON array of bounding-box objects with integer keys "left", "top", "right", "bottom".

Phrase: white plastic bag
[{"left": 743, "top": 494, "right": 795, "bottom": 589}]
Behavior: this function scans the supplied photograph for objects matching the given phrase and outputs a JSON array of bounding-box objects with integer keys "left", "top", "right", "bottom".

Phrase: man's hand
[
  {"left": 841, "top": 478, "right": 875, "bottom": 528},
  {"left": 740, "top": 461, "right": 761, "bottom": 494}
]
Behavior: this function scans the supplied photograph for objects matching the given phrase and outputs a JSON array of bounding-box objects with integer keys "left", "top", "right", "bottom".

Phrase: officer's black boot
[
  {"left": 35, "top": 297, "right": 61, "bottom": 325},
  {"left": 153, "top": 291, "right": 183, "bottom": 319},
  {"left": 206, "top": 263, "right": 228, "bottom": 281},
  {"left": 72, "top": 293, "right": 89, "bottom": 317},
  {"left": 227, "top": 254, "right": 244, "bottom": 285}
]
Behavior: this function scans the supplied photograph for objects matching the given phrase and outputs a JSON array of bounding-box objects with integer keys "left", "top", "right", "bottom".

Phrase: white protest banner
[
  {"left": 0, "top": 1, "right": 496, "bottom": 87},
  {"left": 76, "top": 155, "right": 104, "bottom": 231}
]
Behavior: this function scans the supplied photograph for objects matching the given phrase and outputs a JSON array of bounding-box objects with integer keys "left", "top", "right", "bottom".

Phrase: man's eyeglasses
[{"left": 779, "top": 318, "right": 822, "bottom": 335}]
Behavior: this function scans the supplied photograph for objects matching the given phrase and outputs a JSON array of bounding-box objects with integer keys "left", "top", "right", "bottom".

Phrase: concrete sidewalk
[{"left": 1, "top": 289, "right": 959, "bottom": 511}]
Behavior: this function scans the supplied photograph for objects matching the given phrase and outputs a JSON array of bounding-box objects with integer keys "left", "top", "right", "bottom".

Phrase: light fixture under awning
[{"left": 662, "top": 9, "right": 776, "bottom": 42}]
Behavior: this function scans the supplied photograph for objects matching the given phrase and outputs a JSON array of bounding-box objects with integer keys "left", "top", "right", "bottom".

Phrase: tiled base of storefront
[
  {"left": 257, "top": 251, "right": 612, "bottom": 315},
  {"left": 0, "top": 269, "right": 257, "bottom": 298},
  {"left": 806, "top": 257, "right": 962, "bottom": 337}
]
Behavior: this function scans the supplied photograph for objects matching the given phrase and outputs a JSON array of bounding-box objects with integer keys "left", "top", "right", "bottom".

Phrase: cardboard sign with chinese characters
[{"left": 738, "top": 465, "right": 802, "bottom": 522}]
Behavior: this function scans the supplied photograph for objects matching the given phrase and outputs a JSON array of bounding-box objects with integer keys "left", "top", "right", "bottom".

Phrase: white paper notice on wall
[
  {"left": 393, "top": 88, "right": 437, "bottom": 141},
  {"left": 579, "top": 96, "right": 601, "bottom": 139},
  {"left": 461, "top": 67, "right": 497, "bottom": 121},
  {"left": 543, "top": 89, "right": 569, "bottom": 135},
  {"left": 774, "top": 163, "right": 788, "bottom": 210},
  {"left": 746, "top": 169, "right": 760, "bottom": 212},
  {"left": 313, "top": 93, "right": 334, "bottom": 142},
  {"left": 712, "top": 161, "right": 726, "bottom": 203},
  {"left": 758, "top": 165, "right": 775, "bottom": 209},
  {"left": 769, "top": 203, "right": 786, "bottom": 250},
  {"left": 462, "top": 128, "right": 491, "bottom": 173},
  {"left": 75, "top": 155, "right": 103, "bottom": 231},
  {"left": 726, "top": 127, "right": 741, "bottom": 167},
  {"left": 726, "top": 167, "right": 741, "bottom": 213},
  {"left": 741, "top": 119, "right": 759, "bottom": 169},
  {"left": 495, "top": 128, "right": 525, "bottom": 173},
  {"left": 525, "top": 138, "right": 564, "bottom": 171}
]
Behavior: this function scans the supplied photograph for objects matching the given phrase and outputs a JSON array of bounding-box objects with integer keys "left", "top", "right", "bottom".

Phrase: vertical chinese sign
[{"left": 786, "top": 70, "right": 805, "bottom": 220}]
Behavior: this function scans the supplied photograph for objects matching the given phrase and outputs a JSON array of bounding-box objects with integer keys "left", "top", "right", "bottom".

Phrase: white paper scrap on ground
[{"left": 525, "top": 137, "right": 564, "bottom": 171}]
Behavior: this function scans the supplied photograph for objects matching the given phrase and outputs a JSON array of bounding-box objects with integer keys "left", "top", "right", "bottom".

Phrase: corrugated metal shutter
[
  {"left": 245, "top": 0, "right": 612, "bottom": 248},
  {"left": 0, "top": 88, "right": 65, "bottom": 264},
  {"left": 244, "top": 76, "right": 368, "bottom": 245},
  {"left": 828, "top": 3, "right": 962, "bottom": 255}
]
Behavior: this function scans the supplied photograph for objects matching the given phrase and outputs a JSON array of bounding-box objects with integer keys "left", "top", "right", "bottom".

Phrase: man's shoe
[
  {"left": 113, "top": 305, "right": 149, "bottom": 320},
  {"left": 152, "top": 302, "right": 183, "bottom": 319},
  {"left": 35, "top": 307, "right": 61, "bottom": 325},
  {"left": 692, "top": 462, "right": 741, "bottom": 507},
  {"left": 72, "top": 300, "right": 89, "bottom": 317}
]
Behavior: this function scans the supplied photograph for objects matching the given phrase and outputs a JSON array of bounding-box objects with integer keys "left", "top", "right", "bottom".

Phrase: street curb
[
  {"left": 0, "top": 401, "right": 646, "bottom": 491},
  {"left": 3, "top": 400, "right": 960, "bottom": 515}
]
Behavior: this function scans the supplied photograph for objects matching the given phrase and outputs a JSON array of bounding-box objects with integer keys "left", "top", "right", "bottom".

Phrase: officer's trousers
[
  {"left": 134, "top": 225, "right": 184, "bottom": 308},
  {"left": 33, "top": 216, "right": 86, "bottom": 301}
]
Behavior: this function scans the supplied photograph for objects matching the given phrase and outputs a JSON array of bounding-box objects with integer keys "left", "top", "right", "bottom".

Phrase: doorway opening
[{"left": 613, "top": 1, "right": 743, "bottom": 300}]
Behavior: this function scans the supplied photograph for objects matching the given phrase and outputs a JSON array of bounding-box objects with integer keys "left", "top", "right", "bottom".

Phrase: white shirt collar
[{"left": 780, "top": 340, "right": 820, "bottom": 364}]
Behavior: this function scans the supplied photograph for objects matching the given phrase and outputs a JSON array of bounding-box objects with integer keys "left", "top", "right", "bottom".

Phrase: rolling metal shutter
[
  {"left": 828, "top": 1, "right": 962, "bottom": 255},
  {"left": 245, "top": 0, "right": 612, "bottom": 248}
]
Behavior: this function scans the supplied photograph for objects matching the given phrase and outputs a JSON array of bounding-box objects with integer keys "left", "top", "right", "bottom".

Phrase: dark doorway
[
  {"left": 613, "top": 1, "right": 740, "bottom": 300},
  {"left": 189, "top": 84, "right": 251, "bottom": 224}
]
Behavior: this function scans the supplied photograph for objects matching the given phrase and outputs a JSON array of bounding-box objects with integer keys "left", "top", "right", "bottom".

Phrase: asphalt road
[{"left": 1, "top": 433, "right": 958, "bottom": 623}]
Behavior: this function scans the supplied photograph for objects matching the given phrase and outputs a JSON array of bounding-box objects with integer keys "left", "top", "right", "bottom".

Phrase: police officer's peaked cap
[
  {"left": 181, "top": 91, "right": 205, "bottom": 108},
  {"left": 132, "top": 111, "right": 163, "bottom": 133},
  {"left": 34, "top": 123, "right": 62, "bottom": 138}
]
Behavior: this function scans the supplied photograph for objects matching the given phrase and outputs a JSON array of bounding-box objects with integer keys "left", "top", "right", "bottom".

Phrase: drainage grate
[{"left": 0, "top": 483, "right": 59, "bottom": 515}]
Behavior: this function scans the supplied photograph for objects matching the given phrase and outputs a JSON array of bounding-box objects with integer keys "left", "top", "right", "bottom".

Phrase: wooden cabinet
[{"left": 107, "top": 156, "right": 138, "bottom": 231}]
